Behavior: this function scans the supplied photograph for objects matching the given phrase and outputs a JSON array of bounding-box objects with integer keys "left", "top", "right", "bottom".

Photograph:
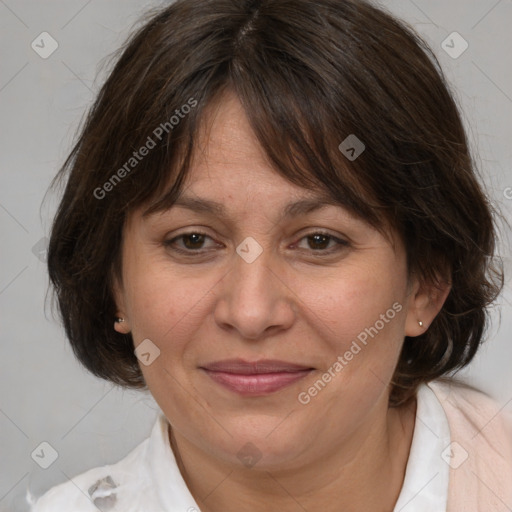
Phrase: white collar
[
  {"left": 147, "top": 415, "right": 201, "bottom": 511},
  {"left": 147, "top": 382, "right": 450, "bottom": 510},
  {"left": 393, "top": 383, "right": 450, "bottom": 511}
]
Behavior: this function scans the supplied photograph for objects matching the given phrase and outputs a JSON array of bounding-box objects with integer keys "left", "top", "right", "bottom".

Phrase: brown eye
[
  {"left": 306, "top": 234, "right": 331, "bottom": 250},
  {"left": 295, "top": 232, "right": 349, "bottom": 254},
  {"left": 181, "top": 233, "right": 207, "bottom": 250},
  {"left": 164, "top": 231, "right": 219, "bottom": 255}
]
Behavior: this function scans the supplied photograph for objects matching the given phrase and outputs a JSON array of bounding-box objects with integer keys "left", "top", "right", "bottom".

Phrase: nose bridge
[
  {"left": 213, "top": 239, "right": 295, "bottom": 339},
  {"left": 235, "top": 240, "right": 274, "bottom": 298}
]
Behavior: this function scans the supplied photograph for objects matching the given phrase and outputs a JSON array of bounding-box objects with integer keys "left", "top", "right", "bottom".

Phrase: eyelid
[
  {"left": 164, "top": 229, "right": 219, "bottom": 249},
  {"left": 164, "top": 228, "right": 350, "bottom": 257},
  {"left": 291, "top": 230, "right": 350, "bottom": 252}
]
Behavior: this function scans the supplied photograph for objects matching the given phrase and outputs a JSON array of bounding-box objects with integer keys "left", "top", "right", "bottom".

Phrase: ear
[
  {"left": 404, "top": 273, "right": 451, "bottom": 337},
  {"left": 112, "top": 273, "right": 131, "bottom": 335}
]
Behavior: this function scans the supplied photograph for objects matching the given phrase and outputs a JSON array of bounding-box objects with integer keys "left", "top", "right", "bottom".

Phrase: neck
[{"left": 169, "top": 396, "right": 416, "bottom": 512}]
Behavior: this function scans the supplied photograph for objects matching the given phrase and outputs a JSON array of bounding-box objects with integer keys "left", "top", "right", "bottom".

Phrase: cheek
[
  {"left": 299, "top": 261, "right": 407, "bottom": 349},
  {"left": 123, "top": 266, "right": 218, "bottom": 411},
  {"left": 294, "top": 270, "right": 407, "bottom": 413},
  {"left": 292, "top": 259, "right": 408, "bottom": 413},
  {"left": 124, "top": 262, "right": 216, "bottom": 341}
]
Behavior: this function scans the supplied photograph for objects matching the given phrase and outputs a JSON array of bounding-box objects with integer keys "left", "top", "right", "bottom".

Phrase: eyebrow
[{"left": 161, "top": 194, "right": 342, "bottom": 220}]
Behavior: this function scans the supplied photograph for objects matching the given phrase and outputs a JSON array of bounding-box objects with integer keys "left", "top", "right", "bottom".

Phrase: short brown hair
[{"left": 47, "top": 0, "right": 503, "bottom": 406}]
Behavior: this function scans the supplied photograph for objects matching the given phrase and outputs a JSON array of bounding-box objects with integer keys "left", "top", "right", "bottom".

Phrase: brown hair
[{"left": 47, "top": 0, "right": 503, "bottom": 406}]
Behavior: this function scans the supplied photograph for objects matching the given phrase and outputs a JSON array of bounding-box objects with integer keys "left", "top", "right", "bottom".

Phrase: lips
[
  {"left": 201, "top": 358, "right": 313, "bottom": 373},
  {"left": 200, "top": 359, "right": 314, "bottom": 395}
]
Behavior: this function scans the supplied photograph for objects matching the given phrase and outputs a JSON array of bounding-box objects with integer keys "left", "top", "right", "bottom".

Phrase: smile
[
  {"left": 201, "top": 369, "right": 314, "bottom": 395},
  {"left": 200, "top": 359, "right": 314, "bottom": 396}
]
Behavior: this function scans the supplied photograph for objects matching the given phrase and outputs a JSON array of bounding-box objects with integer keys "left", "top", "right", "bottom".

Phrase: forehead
[
  {"left": 174, "top": 90, "right": 333, "bottom": 205},
  {"left": 189, "top": 90, "right": 271, "bottom": 175}
]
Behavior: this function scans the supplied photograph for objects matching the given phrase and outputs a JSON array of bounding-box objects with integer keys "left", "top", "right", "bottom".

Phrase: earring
[
  {"left": 418, "top": 320, "right": 423, "bottom": 327},
  {"left": 116, "top": 317, "right": 125, "bottom": 323}
]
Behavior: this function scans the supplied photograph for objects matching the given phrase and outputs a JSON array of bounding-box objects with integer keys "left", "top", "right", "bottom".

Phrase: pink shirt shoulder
[{"left": 429, "top": 379, "right": 512, "bottom": 511}]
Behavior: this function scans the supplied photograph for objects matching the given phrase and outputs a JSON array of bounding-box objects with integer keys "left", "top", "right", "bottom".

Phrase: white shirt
[
  {"left": 393, "top": 383, "right": 450, "bottom": 511},
  {"left": 31, "top": 382, "right": 450, "bottom": 511}
]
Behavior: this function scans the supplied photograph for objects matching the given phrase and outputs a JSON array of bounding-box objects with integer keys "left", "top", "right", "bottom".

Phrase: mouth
[{"left": 199, "top": 359, "right": 314, "bottom": 396}]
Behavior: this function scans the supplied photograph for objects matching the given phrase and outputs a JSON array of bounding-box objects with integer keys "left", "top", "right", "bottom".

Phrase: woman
[{"left": 33, "top": 0, "right": 512, "bottom": 510}]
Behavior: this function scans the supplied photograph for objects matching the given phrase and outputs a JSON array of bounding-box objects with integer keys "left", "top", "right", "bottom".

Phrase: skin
[{"left": 114, "top": 90, "right": 451, "bottom": 512}]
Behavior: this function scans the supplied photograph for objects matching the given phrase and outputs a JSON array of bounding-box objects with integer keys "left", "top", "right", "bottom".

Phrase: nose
[{"left": 213, "top": 245, "right": 297, "bottom": 340}]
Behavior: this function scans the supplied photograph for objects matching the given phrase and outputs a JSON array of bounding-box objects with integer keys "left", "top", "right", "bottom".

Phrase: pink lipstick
[{"left": 200, "top": 359, "right": 314, "bottom": 396}]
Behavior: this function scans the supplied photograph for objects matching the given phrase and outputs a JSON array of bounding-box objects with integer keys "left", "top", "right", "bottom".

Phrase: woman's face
[{"left": 114, "top": 91, "right": 428, "bottom": 470}]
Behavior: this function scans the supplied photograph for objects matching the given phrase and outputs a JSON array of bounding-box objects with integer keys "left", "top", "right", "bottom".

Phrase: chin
[{"left": 202, "top": 418, "right": 310, "bottom": 469}]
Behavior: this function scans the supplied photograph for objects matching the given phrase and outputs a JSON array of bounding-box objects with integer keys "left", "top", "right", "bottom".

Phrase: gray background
[{"left": 1, "top": 0, "right": 511, "bottom": 510}]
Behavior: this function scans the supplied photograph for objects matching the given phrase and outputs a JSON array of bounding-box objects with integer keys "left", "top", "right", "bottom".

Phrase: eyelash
[{"left": 164, "top": 230, "right": 349, "bottom": 257}]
